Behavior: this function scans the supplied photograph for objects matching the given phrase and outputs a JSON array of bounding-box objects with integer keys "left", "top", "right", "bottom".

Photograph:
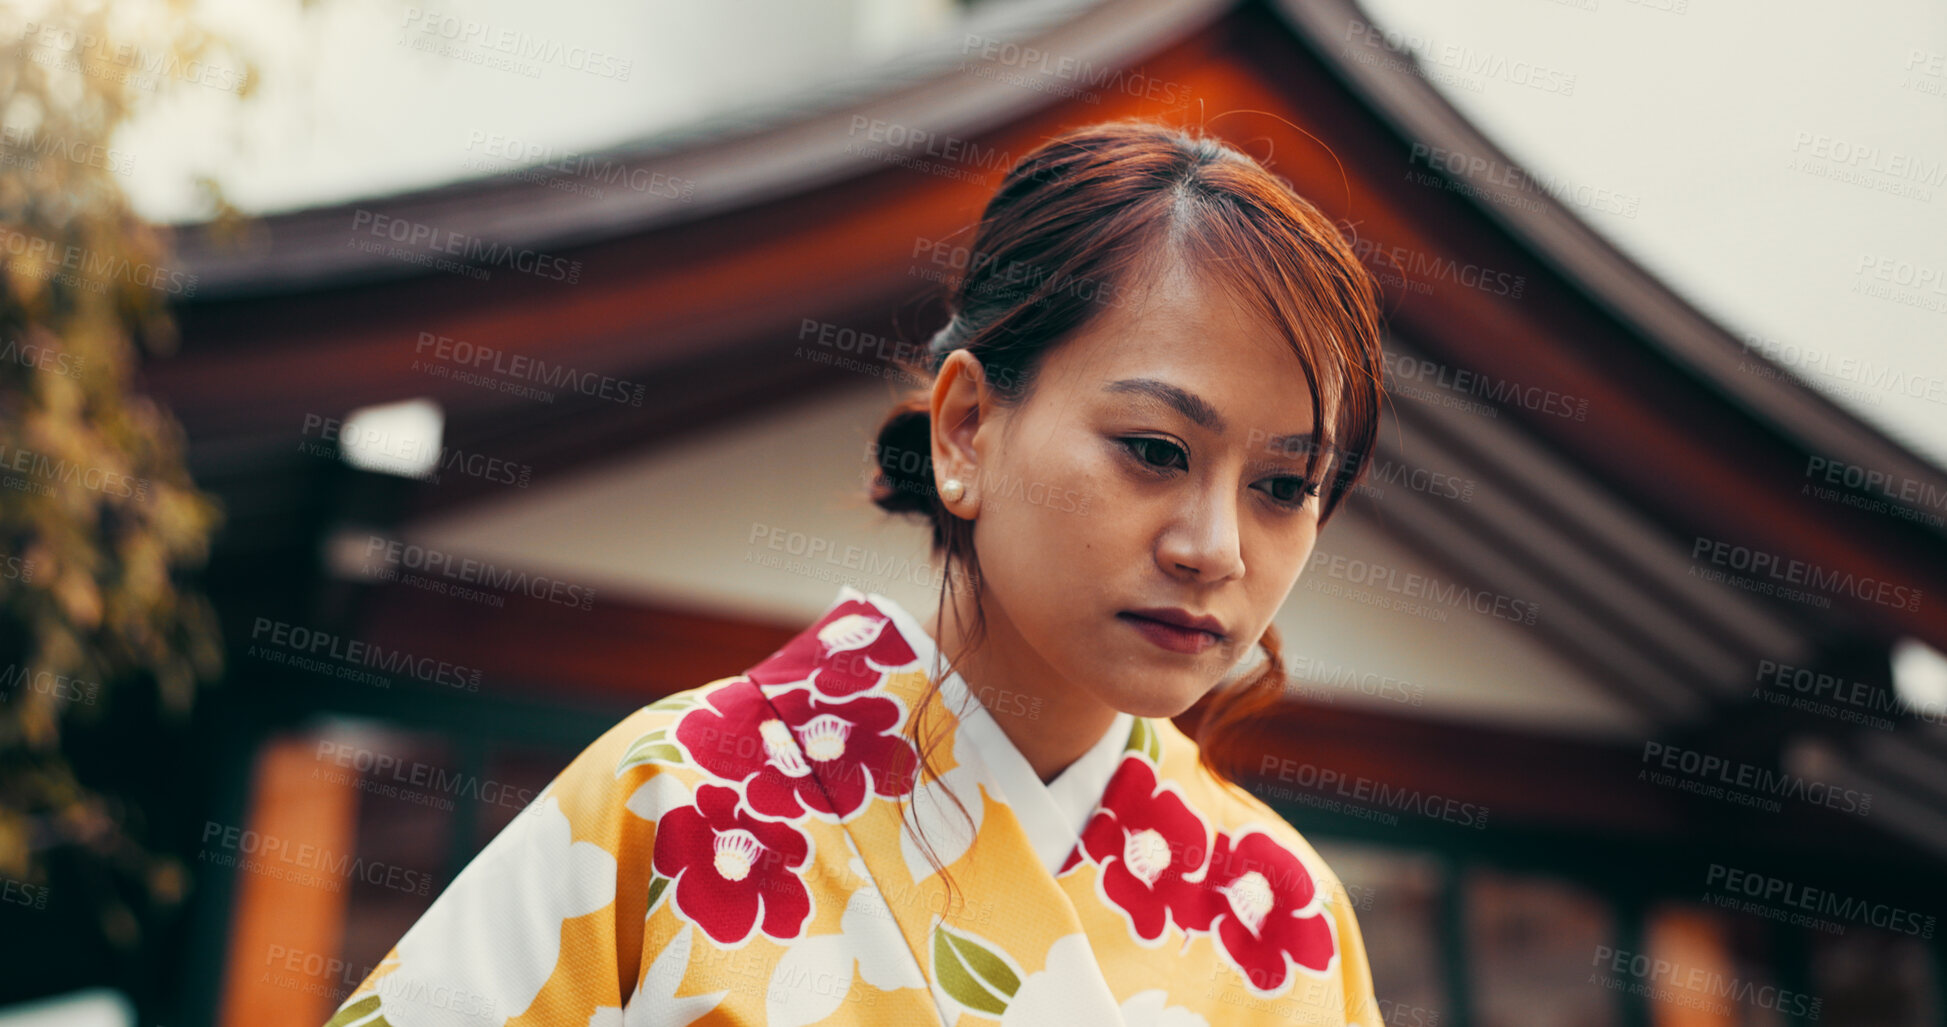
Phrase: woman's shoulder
[
  {"left": 1145, "top": 714, "right": 1352, "bottom": 897},
  {"left": 541, "top": 675, "right": 756, "bottom": 818},
  {"left": 1115, "top": 714, "right": 1377, "bottom": 1014},
  {"left": 604, "top": 675, "right": 753, "bottom": 754}
]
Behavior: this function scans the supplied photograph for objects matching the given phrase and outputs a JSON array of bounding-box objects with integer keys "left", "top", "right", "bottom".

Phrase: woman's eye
[
  {"left": 1256, "top": 476, "right": 1321, "bottom": 506},
  {"left": 1121, "top": 437, "right": 1187, "bottom": 471}
]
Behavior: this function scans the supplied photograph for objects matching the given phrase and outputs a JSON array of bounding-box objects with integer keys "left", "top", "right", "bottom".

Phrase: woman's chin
[{"left": 1094, "top": 673, "right": 1222, "bottom": 721}]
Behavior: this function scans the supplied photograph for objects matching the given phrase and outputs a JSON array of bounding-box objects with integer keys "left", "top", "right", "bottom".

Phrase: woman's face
[{"left": 931, "top": 260, "right": 1329, "bottom": 720}]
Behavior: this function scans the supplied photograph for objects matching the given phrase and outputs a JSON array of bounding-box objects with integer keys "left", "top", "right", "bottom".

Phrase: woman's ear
[{"left": 929, "top": 349, "right": 986, "bottom": 518}]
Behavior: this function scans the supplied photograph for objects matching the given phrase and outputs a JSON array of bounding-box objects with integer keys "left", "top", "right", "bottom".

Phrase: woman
[{"left": 325, "top": 118, "right": 1387, "bottom": 1027}]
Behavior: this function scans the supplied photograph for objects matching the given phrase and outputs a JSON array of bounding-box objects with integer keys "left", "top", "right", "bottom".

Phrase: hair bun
[{"left": 868, "top": 397, "right": 937, "bottom": 517}]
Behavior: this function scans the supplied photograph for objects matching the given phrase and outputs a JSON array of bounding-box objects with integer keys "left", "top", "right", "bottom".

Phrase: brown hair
[{"left": 867, "top": 117, "right": 1385, "bottom": 892}]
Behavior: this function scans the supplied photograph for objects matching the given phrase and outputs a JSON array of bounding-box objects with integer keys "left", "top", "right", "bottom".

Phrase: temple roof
[{"left": 150, "top": 0, "right": 1947, "bottom": 866}]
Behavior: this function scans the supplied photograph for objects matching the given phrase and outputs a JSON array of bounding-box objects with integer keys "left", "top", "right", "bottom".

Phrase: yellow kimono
[{"left": 324, "top": 587, "right": 1381, "bottom": 1027}]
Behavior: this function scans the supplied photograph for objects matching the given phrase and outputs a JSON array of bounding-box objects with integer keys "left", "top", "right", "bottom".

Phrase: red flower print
[
  {"left": 1197, "top": 829, "right": 1335, "bottom": 992},
  {"left": 675, "top": 684, "right": 918, "bottom": 820},
  {"left": 1076, "top": 755, "right": 1213, "bottom": 942},
  {"left": 746, "top": 599, "right": 918, "bottom": 697},
  {"left": 653, "top": 783, "right": 813, "bottom": 945}
]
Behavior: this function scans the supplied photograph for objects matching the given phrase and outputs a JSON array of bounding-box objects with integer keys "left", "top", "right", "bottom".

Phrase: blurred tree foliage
[{"left": 0, "top": 0, "right": 258, "bottom": 948}]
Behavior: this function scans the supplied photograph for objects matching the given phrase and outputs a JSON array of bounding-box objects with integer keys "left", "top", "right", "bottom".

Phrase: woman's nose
[{"left": 1158, "top": 487, "right": 1245, "bottom": 581}]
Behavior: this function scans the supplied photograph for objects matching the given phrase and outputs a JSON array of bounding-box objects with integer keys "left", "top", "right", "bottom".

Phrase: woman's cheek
[{"left": 1067, "top": 453, "right": 1120, "bottom": 525}]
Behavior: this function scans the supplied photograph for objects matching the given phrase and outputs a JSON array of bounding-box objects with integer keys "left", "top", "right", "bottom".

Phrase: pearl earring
[{"left": 940, "top": 478, "right": 965, "bottom": 503}]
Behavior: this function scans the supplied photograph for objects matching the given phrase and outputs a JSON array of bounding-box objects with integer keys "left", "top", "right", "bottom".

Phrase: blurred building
[{"left": 108, "top": 0, "right": 1947, "bottom": 1023}]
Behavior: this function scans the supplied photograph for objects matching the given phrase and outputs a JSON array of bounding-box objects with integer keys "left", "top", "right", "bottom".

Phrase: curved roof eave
[
  {"left": 148, "top": 0, "right": 1947, "bottom": 662},
  {"left": 167, "top": 0, "right": 1230, "bottom": 298}
]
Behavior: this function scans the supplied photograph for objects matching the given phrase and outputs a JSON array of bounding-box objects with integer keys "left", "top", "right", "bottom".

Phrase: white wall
[{"left": 412, "top": 380, "right": 1649, "bottom": 738}]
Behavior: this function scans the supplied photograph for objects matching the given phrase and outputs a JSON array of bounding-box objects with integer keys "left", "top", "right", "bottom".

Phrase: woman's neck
[{"left": 924, "top": 602, "right": 1120, "bottom": 784}]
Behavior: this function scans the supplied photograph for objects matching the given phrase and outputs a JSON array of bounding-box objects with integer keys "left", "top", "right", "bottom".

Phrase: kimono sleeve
[
  {"left": 1332, "top": 879, "right": 1385, "bottom": 1027},
  {"left": 323, "top": 702, "right": 680, "bottom": 1027}
]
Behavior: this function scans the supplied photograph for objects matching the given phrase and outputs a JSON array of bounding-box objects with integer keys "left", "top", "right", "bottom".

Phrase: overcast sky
[
  {"left": 1361, "top": 0, "right": 1947, "bottom": 469},
  {"left": 87, "top": 0, "right": 1947, "bottom": 470},
  {"left": 106, "top": 0, "right": 958, "bottom": 218}
]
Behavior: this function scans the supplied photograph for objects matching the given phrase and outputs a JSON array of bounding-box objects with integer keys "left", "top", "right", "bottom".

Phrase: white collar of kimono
[{"left": 860, "top": 589, "right": 1134, "bottom": 876}]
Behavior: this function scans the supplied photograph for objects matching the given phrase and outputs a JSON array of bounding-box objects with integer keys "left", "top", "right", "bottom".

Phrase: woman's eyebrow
[
  {"left": 1103, "top": 377, "right": 1226, "bottom": 433},
  {"left": 1102, "top": 377, "right": 1317, "bottom": 457}
]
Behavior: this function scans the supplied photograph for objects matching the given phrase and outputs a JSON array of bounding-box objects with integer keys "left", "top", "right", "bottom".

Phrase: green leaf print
[
  {"left": 643, "top": 692, "right": 701, "bottom": 717},
  {"left": 615, "top": 729, "right": 687, "bottom": 775},
  {"left": 1127, "top": 717, "right": 1161, "bottom": 762},
  {"left": 324, "top": 993, "right": 393, "bottom": 1027},
  {"left": 646, "top": 873, "right": 670, "bottom": 915},
  {"left": 931, "top": 922, "right": 1019, "bottom": 1017}
]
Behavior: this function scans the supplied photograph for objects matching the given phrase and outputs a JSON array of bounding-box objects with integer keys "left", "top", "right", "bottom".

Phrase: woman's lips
[{"left": 1118, "top": 612, "right": 1224, "bottom": 654}]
